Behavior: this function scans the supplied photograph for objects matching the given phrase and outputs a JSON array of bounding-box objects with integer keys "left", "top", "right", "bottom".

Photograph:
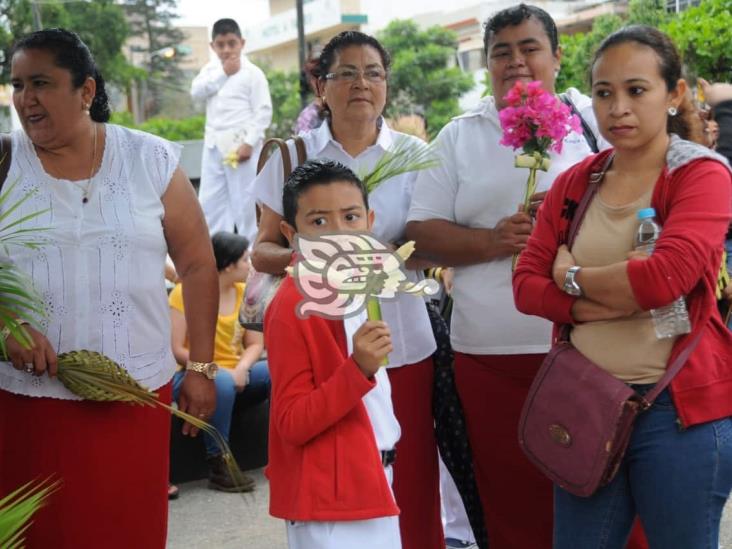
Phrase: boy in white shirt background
[{"left": 191, "top": 18, "right": 272, "bottom": 244}]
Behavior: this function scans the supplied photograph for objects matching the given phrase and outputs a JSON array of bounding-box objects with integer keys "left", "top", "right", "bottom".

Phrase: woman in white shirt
[
  {"left": 405, "top": 5, "right": 623, "bottom": 549},
  {"left": 1, "top": 29, "right": 218, "bottom": 548},
  {"left": 253, "top": 31, "right": 443, "bottom": 549}
]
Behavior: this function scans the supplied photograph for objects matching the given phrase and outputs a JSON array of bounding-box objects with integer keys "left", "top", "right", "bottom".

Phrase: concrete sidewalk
[
  {"left": 167, "top": 468, "right": 286, "bottom": 549},
  {"left": 169, "top": 467, "right": 732, "bottom": 548}
]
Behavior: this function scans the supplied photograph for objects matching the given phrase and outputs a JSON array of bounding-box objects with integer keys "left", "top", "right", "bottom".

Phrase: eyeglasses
[{"left": 324, "top": 67, "right": 387, "bottom": 83}]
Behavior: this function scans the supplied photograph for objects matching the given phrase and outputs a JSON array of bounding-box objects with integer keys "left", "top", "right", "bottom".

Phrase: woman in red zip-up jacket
[{"left": 513, "top": 26, "right": 732, "bottom": 549}]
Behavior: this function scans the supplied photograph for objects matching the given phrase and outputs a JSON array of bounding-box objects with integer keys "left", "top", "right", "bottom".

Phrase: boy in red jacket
[{"left": 264, "top": 159, "right": 402, "bottom": 549}]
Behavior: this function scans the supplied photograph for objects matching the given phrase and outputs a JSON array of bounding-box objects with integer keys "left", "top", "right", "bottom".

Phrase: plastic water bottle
[{"left": 634, "top": 207, "right": 691, "bottom": 339}]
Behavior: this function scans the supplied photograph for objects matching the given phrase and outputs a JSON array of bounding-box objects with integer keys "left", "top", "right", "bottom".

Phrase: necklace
[{"left": 68, "top": 123, "right": 98, "bottom": 204}]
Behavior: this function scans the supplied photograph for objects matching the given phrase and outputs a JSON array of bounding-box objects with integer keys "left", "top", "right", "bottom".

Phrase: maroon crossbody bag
[{"left": 518, "top": 154, "right": 701, "bottom": 497}]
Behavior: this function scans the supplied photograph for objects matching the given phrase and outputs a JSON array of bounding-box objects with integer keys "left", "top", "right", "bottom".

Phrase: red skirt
[{"left": 0, "top": 384, "right": 172, "bottom": 549}]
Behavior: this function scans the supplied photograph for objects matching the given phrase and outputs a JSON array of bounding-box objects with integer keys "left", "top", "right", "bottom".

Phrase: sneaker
[
  {"left": 206, "top": 453, "right": 256, "bottom": 493},
  {"left": 445, "top": 539, "right": 477, "bottom": 549}
]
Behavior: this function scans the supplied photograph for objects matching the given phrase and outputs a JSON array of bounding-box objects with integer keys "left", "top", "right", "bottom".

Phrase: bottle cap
[{"left": 637, "top": 207, "right": 656, "bottom": 220}]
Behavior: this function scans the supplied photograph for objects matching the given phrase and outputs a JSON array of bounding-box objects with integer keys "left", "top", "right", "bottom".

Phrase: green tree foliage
[
  {"left": 110, "top": 111, "right": 205, "bottom": 141},
  {"left": 664, "top": 0, "right": 732, "bottom": 81},
  {"left": 0, "top": 0, "right": 136, "bottom": 87},
  {"left": 264, "top": 68, "right": 302, "bottom": 138},
  {"left": 377, "top": 20, "right": 474, "bottom": 138},
  {"left": 123, "top": 0, "right": 186, "bottom": 117},
  {"left": 556, "top": 0, "right": 668, "bottom": 93}
]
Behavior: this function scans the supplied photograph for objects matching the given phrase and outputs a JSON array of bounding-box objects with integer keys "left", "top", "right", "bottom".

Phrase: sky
[{"left": 175, "top": 0, "right": 482, "bottom": 34}]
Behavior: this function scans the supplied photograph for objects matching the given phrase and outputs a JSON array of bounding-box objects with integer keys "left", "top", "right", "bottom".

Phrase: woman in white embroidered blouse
[
  {"left": 252, "top": 31, "right": 443, "bottom": 549},
  {"left": 0, "top": 29, "right": 218, "bottom": 548}
]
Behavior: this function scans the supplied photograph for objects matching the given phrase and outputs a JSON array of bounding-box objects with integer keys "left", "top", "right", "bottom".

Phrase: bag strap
[
  {"left": 0, "top": 133, "right": 11, "bottom": 193},
  {"left": 256, "top": 136, "right": 308, "bottom": 177},
  {"left": 566, "top": 152, "right": 615, "bottom": 248},
  {"left": 257, "top": 137, "right": 291, "bottom": 176},
  {"left": 560, "top": 94, "right": 600, "bottom": 154},
  {"left": 255, "top": 136, "right": 308, "bottom": 225},
  {"left": 293, "top": 135, "right": 306, "bottom": 166},
  {"left": 642, "top": 330, "right": 702, "bottom": 405}
]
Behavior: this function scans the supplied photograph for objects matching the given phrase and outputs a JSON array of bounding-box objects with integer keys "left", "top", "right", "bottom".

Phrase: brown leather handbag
[
  {"left": 240, "top": 136, "right": 306, "bottom": 331},
  {"left": 518, "top": 156, "right": 701, "bottom": 497}
]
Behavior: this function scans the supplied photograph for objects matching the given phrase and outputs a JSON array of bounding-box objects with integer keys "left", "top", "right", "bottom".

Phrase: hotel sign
[{"left": 244, "top": 0, "right": 344, "bottom": 52}]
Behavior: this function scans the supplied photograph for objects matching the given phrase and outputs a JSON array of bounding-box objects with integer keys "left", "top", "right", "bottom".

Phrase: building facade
[{"left": 243, "top": 0, "right": 368, "bottom": 71}]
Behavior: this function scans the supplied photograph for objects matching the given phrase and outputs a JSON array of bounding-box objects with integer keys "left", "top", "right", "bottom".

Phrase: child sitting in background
[{"left": 170, "top": 231, "right": 270, "bottom": 495}]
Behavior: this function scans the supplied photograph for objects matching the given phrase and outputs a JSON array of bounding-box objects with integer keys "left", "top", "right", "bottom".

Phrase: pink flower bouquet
[{"left": 498, "top": 80, "right": 581, "bottom": 267}]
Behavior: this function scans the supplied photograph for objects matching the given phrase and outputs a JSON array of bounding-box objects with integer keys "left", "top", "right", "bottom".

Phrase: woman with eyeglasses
[{"left": 253, "top": 30, "right": 443, "bottom": 549}]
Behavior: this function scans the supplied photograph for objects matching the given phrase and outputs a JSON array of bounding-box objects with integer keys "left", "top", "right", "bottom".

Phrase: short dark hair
[
  {"left": 11, "top": 28, "right": 110, "bottom": 122},
  {"left": 211, "top": 231, "right": 249, "bottom": 271},
  {"left": 318, "top": 31, "right": 391, "bottom": 80},
  {"left": 283, "top": 159, "right": 369, "bottom": 228},
  {"left": 591, "top": 25, "right": 703, "bottom": 143},
  {"left": 483, "top": 4, "right": 558, "bottom": 55},
  {"left": 212, "top": 18, "right": 241, "bottom": 40}
]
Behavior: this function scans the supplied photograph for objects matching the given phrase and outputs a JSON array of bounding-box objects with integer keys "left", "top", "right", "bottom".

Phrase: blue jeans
[
  {"left": 554, "top": 387, "right": 732, "bottom": 549},
  {"left": 172, "top": 360, "right": 270, "bottom": 456}
]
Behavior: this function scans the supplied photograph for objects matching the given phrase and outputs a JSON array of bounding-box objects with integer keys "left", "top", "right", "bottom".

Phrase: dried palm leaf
[{"left": 56, "top": 351, "right": 248, "bottom": 489}]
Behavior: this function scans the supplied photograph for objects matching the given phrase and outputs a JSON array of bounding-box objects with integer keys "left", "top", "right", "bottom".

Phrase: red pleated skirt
[{"left": 0, "top": 384, "right": 172, "bottom": 549}]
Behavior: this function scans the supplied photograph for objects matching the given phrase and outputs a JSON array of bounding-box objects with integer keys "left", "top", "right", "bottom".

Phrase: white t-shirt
[
  {"left": 408, "top": 89, "right": 607, "bottom": 355},
  {"left": 255, "top": 120, "right": 437, "bottom": 368},
  {"left": 190, "top": 54, "right": 273, "bottom": 153},
  {"left": 0, "top": 124, "right": 180, "bottom": 399},
  {"left": 344, "top": 310, "right": 401, "bottom": 452}
]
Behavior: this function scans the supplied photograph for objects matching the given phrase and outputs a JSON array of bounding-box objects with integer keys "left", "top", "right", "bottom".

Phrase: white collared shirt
[
  {"left": 191, "top": 54, "right": 273, "bottom": 153},
  {"left": 255, "top": 121, "right": 437, "bottom": 368},
  {"left": 344, "top": 310, "right": 400, "bottom": 451},
  {"left": 0, "top": 125, "right": 179, "bottom": 399},
  {"left": 408, "top": 88, "right": 608, "bottom": 355}
]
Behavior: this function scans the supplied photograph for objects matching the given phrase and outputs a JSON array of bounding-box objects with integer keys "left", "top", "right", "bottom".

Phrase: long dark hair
[
  {"left": 11, "top": 28, "right": 111, "bottom": 123},
  {"left": 591, "top": 25, "right": 704, "bottom": 143}
]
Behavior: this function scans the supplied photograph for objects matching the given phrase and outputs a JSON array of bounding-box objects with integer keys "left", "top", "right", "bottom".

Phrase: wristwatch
[
  {"left": 186, "top": 360, "right": 219, "bottom": 380},
  {"left": 562, "top": 266, "right": 583, "bottom": 296}
]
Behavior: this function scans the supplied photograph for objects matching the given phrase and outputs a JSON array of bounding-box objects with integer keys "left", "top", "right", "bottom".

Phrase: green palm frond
[
  {"left": 0, "top": 478, "right": 60, "bottom": 549},
  {"left": 0, "top": 179, "right": 49, "bottom": 353},
  {"left": 360, "top": 137, "right": 439, "bottom": 194}
]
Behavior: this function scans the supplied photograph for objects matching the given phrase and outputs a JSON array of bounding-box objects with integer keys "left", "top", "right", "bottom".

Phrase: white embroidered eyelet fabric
[{"left": 0, "top": 124, "right": 181, "bottom": 399}]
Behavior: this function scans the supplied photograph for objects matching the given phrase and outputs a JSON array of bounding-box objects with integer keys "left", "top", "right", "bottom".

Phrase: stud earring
[{"left": 667, "top": 106, "right": 678, "bottom": 116}]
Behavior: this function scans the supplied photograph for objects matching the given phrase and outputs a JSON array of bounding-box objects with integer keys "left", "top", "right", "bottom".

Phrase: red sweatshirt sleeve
[
  {"left": 627, "top": 160, "right": 732, "bottom": 310},
  {"left": 266, "top": 298, "right": 376, "bottom": 448},
  {"left": 513, "top": 170, "right": 577, "bottom": 324}
]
